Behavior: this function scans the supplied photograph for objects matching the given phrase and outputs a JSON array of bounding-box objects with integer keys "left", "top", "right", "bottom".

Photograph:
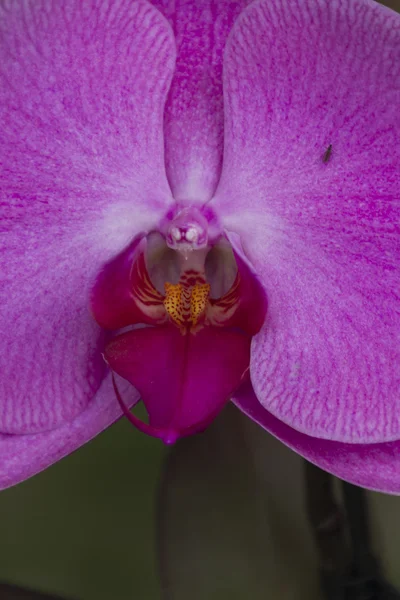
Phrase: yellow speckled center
[{"left": 164, "top": 281, "right": 210, "bottom": 330}]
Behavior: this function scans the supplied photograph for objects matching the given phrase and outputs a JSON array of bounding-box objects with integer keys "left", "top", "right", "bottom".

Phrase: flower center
[
  {"left": 90, "top": 206, "right": 267, "bottom": 444},
  {"left": 164, "top": 279, "right": 211, "bottom": 330},
  {"left": 134, "top": 234, "right": 244, "bottom": 335},
  {"left": 163, "top": 206, "right": 210, "bottom": 251}
]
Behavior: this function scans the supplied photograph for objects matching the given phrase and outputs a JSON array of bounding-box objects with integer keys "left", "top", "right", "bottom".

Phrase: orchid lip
[{"left": 111, "top": 372, "right": 228, "bottom": 445}]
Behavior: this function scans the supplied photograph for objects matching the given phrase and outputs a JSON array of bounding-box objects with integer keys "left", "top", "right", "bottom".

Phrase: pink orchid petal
[
  {"left": 234, "top": 383, "right": 400, "bottom": 494},
  {"left": 214, "top": 0, "right": 400, "bottom": 443},
  {"left": 105, "top": 325, "right": 251, "bottom": 438},
  {"left": 0, "top": 375, "right": 138, "bottom": 491},
  {"left": 150, "top": 0, "right": 252, "bottom": 202},
  {"left": 0, "top": 0, "right": 175, "bottom": 433}
]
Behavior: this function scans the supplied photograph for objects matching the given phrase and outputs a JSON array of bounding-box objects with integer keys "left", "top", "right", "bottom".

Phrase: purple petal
[
  {"left": 234, "top": 383, "right": 400, "bottom": 494},
  {"left": 0, "top": 1, "right": 175, "bottom": 433},
  {"left": 0, "top": 375, "right": 138, "bottom": 491},
  {"left": 214, "top": 0, "right": 400, "bottom": 443},
  {"left": 150, "top": 0, "right": 252, "bottom": 202},
  {"left": 105, "top": 325, "right": 251, "bottom": 441}
]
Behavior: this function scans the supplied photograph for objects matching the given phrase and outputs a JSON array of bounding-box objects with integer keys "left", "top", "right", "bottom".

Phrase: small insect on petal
[{"left": 322, "top": 143, "right": 333, "bottom": 163}]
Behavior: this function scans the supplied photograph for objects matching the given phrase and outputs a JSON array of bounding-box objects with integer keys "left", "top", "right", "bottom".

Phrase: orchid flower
[{"left": 1, "top": 0, "right": 399, "bottom": 493}]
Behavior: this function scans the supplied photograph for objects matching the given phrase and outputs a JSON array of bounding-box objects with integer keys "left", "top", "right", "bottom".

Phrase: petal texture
[
  {"left": 0, "top": 375, "right": 138, "bottom": 491},
  {"left": 0, "top": 0, "right": 175, "bottom": 433},
  {"left": 234, "top": 383, "right": 400, "bottom": 494},
  {"left": 214, "top": 0, "right": 400, "bottom": 443},
  {"left": 151, "top": 0, "right": 251, "bottom": 202}
]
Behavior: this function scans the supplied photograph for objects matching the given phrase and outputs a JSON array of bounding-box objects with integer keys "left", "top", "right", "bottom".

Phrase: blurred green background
[
  {"left": 1, "top": 1, "right": 399, "bottom": 599},
  {"left": 0, "top": 402, "right": 322, "bottom": 600},
  {"left": 0, "top": 419, "right": 164, "bottom": 599},
  {"left": 2, "top": 404, "right": 400, "bottom": 600}
]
